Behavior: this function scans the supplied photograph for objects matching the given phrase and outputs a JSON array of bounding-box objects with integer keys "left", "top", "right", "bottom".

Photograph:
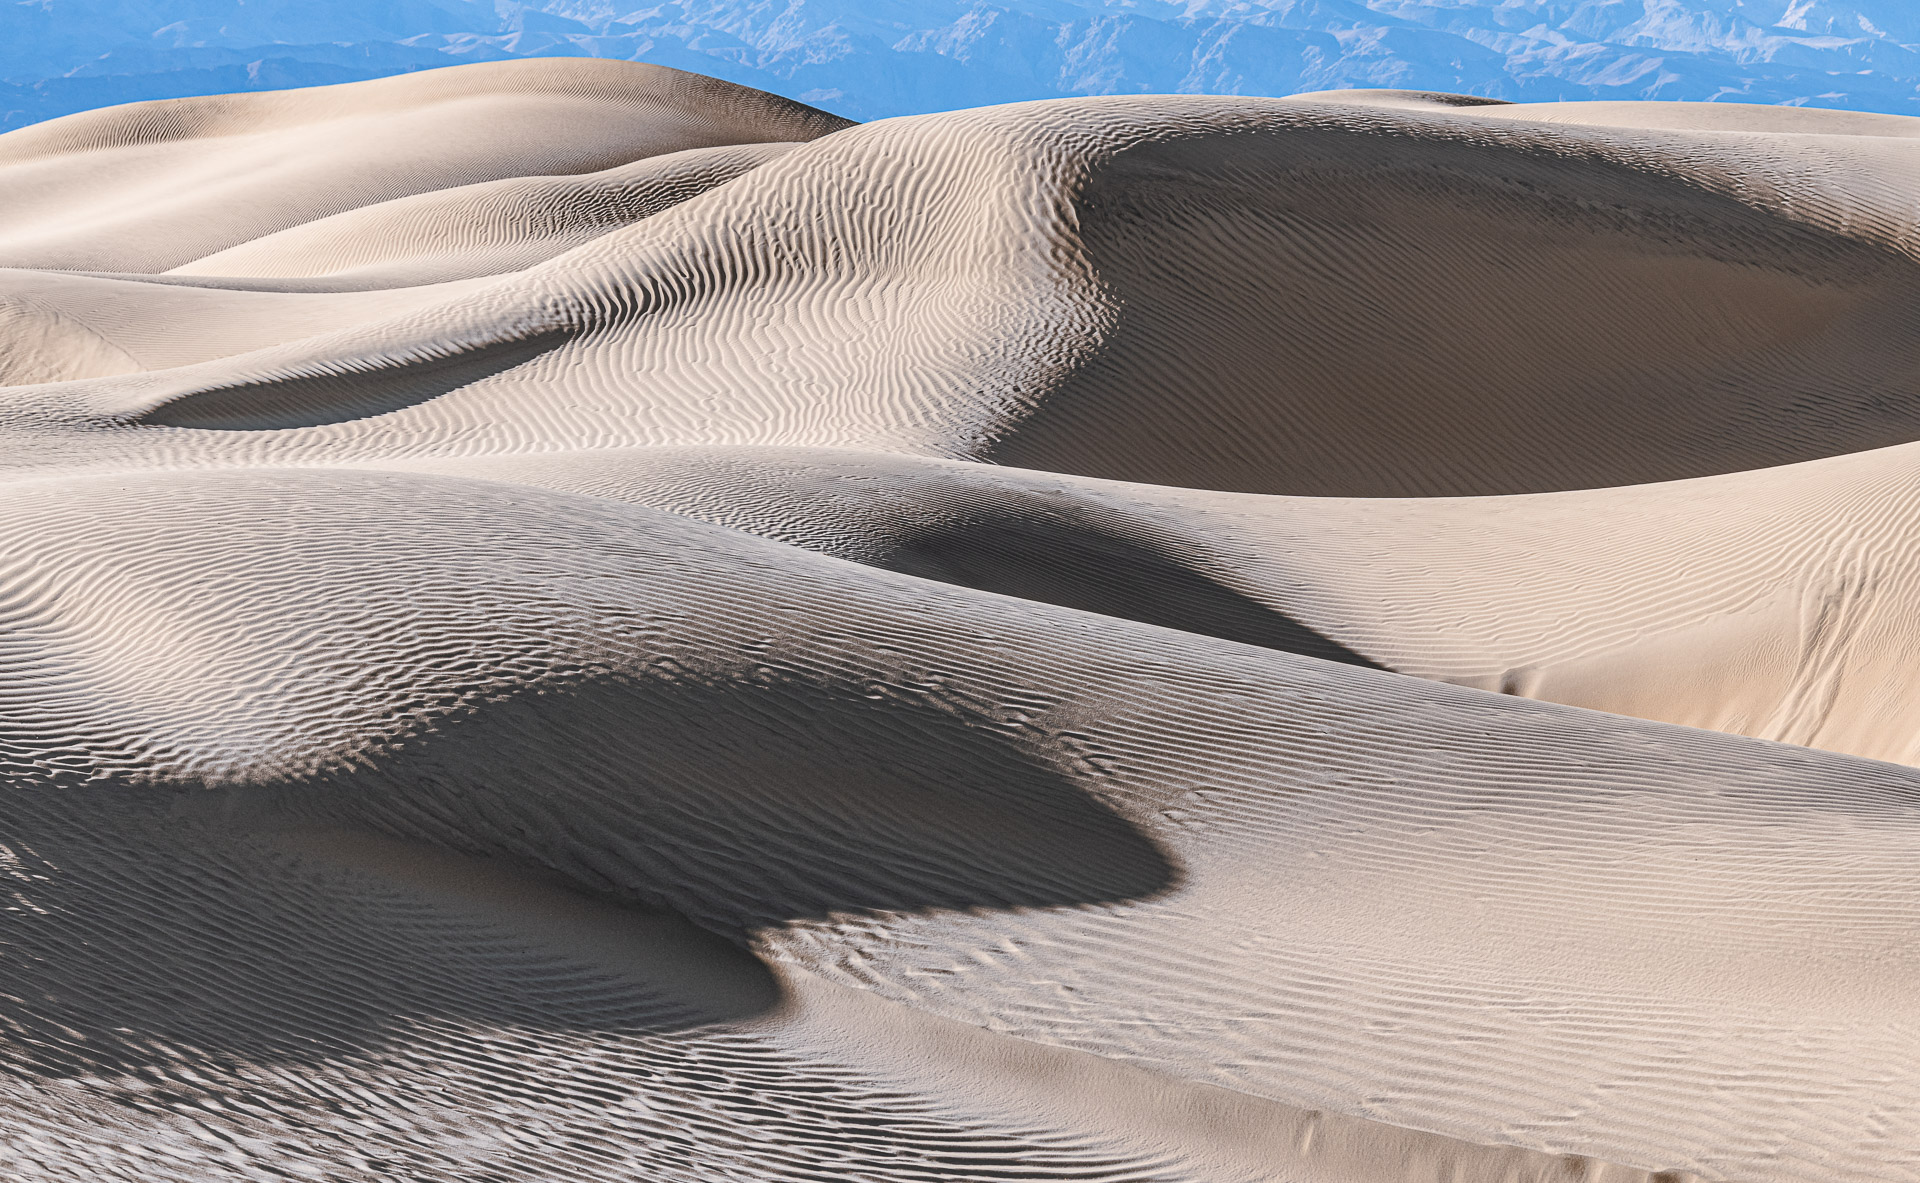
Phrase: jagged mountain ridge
[{"left": 3, "top": 0, "right": 1920, "bottom": 128}]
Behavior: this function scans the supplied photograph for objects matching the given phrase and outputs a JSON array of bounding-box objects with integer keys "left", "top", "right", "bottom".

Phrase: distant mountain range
[{"left": 5, "top": 1, "right": 1920, "bottom": 129}]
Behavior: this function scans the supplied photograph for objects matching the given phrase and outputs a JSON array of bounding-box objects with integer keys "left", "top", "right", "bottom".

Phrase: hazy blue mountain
[{"left": 3, "top": 1, "right": 1919, "bottom": 129}]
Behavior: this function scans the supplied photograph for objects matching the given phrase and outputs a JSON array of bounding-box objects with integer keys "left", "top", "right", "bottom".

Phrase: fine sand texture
[{"left": 0, "top": 59, "right": 1918, "bottom": 1183}]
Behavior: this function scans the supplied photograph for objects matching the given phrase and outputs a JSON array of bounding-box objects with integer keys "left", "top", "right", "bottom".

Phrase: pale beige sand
[
  {"left": 409, "top": 441, "right": 1920, "bottom": 766},
  {"left": 0, "top": 62, "right": 1915, "bottom": 1183}
]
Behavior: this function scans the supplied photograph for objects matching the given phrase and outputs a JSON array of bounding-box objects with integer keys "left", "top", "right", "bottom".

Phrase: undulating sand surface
[{"left": 1, "top": 59, "right": 1917, "bottom": 1182}]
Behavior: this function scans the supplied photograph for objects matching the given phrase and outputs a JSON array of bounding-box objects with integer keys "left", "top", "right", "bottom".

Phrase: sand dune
[
  {"left": 0, "top": 59, "right": 848, "bottom": 274},
  {"left": 0, "top": 60, "right": 1916, "bottom": 1182},
  {"left": 405, "top": 441, "right": 1920, "bottom": 765}
]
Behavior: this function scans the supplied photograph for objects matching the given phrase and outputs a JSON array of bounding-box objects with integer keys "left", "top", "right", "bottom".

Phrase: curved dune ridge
[{"left": 1, "top": 57, "right": 1918, "bottom": 1183}]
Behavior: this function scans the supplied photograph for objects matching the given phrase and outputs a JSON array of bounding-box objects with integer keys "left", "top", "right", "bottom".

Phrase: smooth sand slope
[{"left": 0, "top": 59, "right": 1917, "bottom": 1183}]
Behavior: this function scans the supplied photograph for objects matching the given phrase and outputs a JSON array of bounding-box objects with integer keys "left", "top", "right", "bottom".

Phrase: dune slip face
[{"left": 1, "top": 58, "right": 1918, "bottom": 1183}]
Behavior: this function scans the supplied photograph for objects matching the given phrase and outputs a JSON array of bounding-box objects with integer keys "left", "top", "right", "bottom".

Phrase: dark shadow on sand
[
  {"left": 880, "top": 510, "right": 1382, "bottom": 668},
  {"left": 0, "top": 659, "right": 1174, "bottom": 1081},
  {"left": 136, "top": 330, "right": 570, "bottom": 431}
]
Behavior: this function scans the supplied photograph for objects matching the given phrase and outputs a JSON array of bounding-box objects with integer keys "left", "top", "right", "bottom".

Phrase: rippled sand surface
[{"left": 1, "top": 59, "right": 1917, "bottom": 1183}]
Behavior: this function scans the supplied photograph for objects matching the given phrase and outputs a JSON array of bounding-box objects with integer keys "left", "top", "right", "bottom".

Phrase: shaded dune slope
[
  {"left": 1, "top": 63, "right": 1918, "bottom": 1183},
  {"left": 1002, "top": 113, "right": 1920, "bottom": 494}
]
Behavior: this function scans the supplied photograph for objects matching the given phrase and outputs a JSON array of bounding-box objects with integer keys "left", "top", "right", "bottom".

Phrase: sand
[{"left": 0, "top": 57, "right": 1913, "bottom": 1182}]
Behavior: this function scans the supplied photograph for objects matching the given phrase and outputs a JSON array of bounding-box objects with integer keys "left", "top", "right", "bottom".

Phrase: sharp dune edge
[{"left": 3, "top": 56, "right": 1920, "bottom": 1182}]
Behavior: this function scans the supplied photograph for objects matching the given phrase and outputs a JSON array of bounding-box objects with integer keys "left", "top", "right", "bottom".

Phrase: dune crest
[{"left": 0, "top": 60, "right": 1914, "bottom": 1183}]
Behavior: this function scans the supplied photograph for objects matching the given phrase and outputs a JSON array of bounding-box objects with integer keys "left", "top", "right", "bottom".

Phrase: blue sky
[{"left": 4, "top": 1, "right": 1920, "bottom": 128}]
